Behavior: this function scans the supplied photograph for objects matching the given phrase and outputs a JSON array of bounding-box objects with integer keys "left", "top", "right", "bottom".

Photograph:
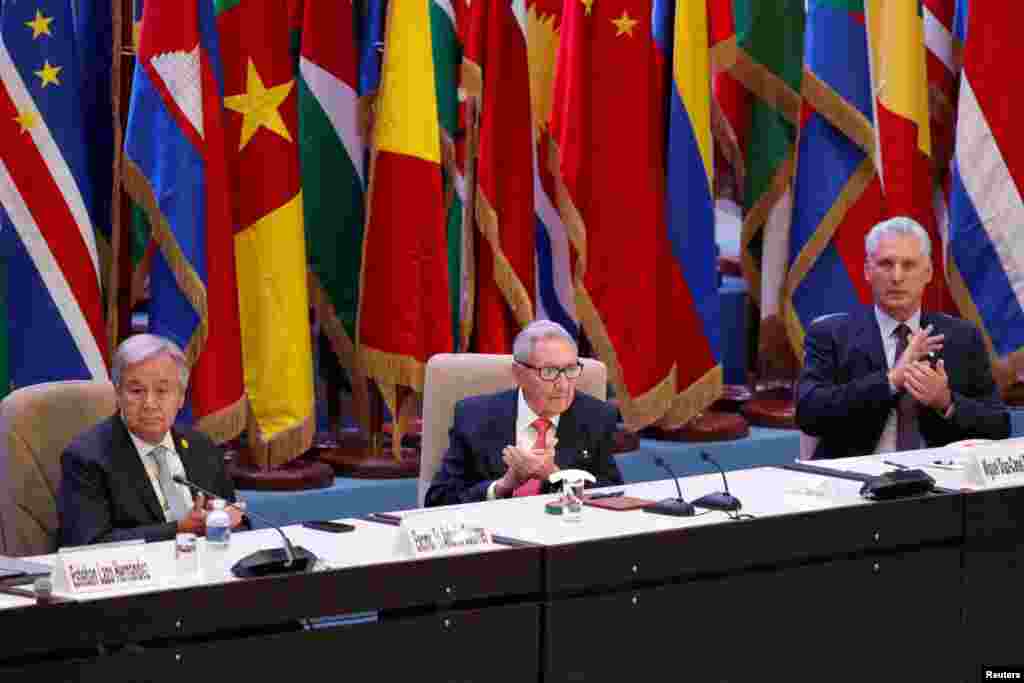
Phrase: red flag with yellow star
[
  {"left": 551, "top": 0, "right": 722, "bottom": 430},
  {"left": 215, "top": 0, "right": 314, "bottom": 467}
]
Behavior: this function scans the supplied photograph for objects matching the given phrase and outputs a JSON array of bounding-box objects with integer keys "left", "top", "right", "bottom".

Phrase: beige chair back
[
  {"left": 419, "top": 353, "right": 607, "bottom": 506},
  {"left": 0, "top": 380, "right": 116, "bottom": 556}
]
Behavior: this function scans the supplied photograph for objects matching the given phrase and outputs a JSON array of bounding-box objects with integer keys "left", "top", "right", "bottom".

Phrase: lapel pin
[{"left": 180, "top": 438, "right": 189, "bottom": 449}]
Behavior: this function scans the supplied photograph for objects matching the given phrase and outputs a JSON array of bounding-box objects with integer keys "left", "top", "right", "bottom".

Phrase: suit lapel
[
  {"left": 854, "top": 307, "right": 888, "bottom": 372},
  {"left": 111, "top": 417, "right": 165, "bottom": 522},
  {"left": 554, "top": 399, "right": 590, "bottom": 470}
]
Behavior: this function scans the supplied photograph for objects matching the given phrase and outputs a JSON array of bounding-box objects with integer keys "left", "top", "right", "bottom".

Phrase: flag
[
  {"left": 729, "top": 0, "right": 804, "bottom": 381},
  {"left": 298, "top": 0, "right": 365, "bottom": 383},
  {"left": 783, "top": 0, "right": 883, "bottom": 356},
  {"left": 659, "top": 0, "right": 727, "bottom": 425},
  {"left": 0, "top": 0, "right": 109, "bottom": 390},
  {"left": 551, "top": 0, "right": 720, "bottom": 429},
  {"left": 432, "top": 0, "right": 473, "bottom": 350},
  {"left": 216, "top": 0, "right": 314, "bottom": 466},
  {"left": 948, "top": 1, "right": 1024, "bottom": 384},
  {"left": 123, "top": 0, "right": 246, "bottom": 442},
  {"left": 464, "top": 0, "right": 535, "bottom": 353},
  {"left": 866, "top": 0, "right": 950, "bottom": 312},
  {"left": 528, "top": 0, "right": 577, "bottom": 338},
  {"left": 358, "top": 0, "right": 453, "bottom": 433}
]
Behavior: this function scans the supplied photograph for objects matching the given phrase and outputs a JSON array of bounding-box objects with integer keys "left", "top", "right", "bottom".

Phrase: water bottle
[{"left": 206, "top": 498, "right": 231, "bottom": 547}]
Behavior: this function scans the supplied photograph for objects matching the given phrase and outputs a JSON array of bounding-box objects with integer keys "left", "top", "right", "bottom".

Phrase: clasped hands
[
  {"left": 888, "top": 324, "right": 952, "bottom": 412},
  {"left": 495, "top": 437, "right": 560, "bottom": 497},
  {"left": 177, "top": 493, "right": 246, "bottom": 536}
]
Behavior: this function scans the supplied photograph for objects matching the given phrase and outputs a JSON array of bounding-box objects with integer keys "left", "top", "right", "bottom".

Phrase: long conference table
[{"left": 0, "top": 442, "right": 1021, "bottom": 682}]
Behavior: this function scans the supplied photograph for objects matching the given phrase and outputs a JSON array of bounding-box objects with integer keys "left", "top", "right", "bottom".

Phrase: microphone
[
  {"left": 691, "top": 451, "right": 742, "bottom": 511},
  {"left": 172, "top": 475, "right": 317, "bottom": 578},
  {"left": 645, "top": 455, "right": 695, "bottom": 517}
]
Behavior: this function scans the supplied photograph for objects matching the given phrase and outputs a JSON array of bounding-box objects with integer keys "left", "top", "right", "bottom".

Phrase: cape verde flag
[
  {"left": 0, "top": 0, "right": 108, "bottom": 389},
  {"left": 949, "top": 0, "right": 1024, "bottom": 379},
  {"left": 123, "top": 0, "right": 246, "bottom": 441}
]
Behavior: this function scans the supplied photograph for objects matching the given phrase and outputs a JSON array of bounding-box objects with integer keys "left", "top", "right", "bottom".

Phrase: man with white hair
[
  {"left": 425, "top": 320, "right": 623, "bottom": 507},
  {"left": 58, "top": 334, "right": 243, "bottom": 546},
  {"left": 796, "top": 216, "right": 1009, "bottom": 459}
]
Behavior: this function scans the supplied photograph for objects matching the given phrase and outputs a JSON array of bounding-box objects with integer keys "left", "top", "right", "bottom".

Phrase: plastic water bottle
[{"left": 206, "top": 498, "right": 231, "bottom": 547}]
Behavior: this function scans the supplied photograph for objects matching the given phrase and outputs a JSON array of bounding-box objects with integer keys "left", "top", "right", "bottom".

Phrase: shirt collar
[
  {"left": 517, "top": 389, "right": 561, "bottom": 430},
  {"left": 874, "top": 306, "right": 922, "bottom": 340},
  {"left": 121, "top": 415, "right": 176, "bottom": 458}
]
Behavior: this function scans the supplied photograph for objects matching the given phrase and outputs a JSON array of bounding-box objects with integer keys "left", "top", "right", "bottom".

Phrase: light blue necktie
[{"left": 152, "top": 445, "right": 190, "bottom": 522}]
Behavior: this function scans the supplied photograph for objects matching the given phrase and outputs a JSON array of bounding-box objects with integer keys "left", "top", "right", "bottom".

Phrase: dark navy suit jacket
[
  {"left": 58, "top": 415, "right": 238, "bottom": 547},
  {"left": 796, "top": 307, "right": 1009, "bottom": 460},
  {"left": 425, "top": 389, "right": 624, "bottom": 507}
]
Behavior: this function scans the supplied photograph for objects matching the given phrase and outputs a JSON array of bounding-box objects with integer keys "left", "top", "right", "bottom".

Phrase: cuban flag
[
  {"left": 948, "top": 1, "right": 1024, "bottom": 378},
  {"left": 0, "top": 0, "right": 108, "bottom": 390}
]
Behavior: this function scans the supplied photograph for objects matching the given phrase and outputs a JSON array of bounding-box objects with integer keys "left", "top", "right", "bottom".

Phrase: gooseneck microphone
[
  {"left": 691, "top": 451, "right": 742, "bottom": 511},
  {"left": 645, "top": 455, "right": 695, "bottom": 517},
  {"left": 172, "top": 475, "right": 318, "bottom": 577}
]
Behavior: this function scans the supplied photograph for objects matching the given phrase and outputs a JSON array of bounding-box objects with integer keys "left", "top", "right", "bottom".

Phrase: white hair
[
  {"left": 512, "top": 320, "right": 577, "bottom": 363},
  {"left": 111, "top": 334, "right": 190, "bottom": 391},
  {"left": 865, "top": 216, "right": 932, "bottom": 260}
]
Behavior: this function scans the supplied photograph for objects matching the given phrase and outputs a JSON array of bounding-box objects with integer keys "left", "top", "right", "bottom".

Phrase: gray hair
[
  {"left": 865, "top": 216, "right": 932, "bottom": 260},
  {"left": 111, "top": 334, "right": 190, "bottom": 391},
  {"left": 512, "top": 320, "right": 577, "bottom": 362}
]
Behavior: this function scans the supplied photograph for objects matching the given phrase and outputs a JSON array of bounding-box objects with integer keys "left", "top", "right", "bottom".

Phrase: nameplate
[
  {"left": 53, "top": 541, "right": 157, "bottom": 595},
  {"left": 400, "top": 516, "right": 494, "bottom": 559},
  {"left": 957, "top": 440, "right": 1024, "bottom": 490}
]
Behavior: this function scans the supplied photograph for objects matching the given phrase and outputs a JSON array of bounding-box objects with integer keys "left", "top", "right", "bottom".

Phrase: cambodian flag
[{"left": 123, "top": 0, "right": 246, "bottom": 441}]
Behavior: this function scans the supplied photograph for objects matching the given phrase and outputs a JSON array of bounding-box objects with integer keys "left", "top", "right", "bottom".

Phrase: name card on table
[
  {"left": 399, "top": 515, "right": 494, "bottom": 559},
  {"left": 53, "top": 540, "right": 158, "bottom": 595},
  {"left": 955, "top": 440, "right": 1024, "bottom": 490}
]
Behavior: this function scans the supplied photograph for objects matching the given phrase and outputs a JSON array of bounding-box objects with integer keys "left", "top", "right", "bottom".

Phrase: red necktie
[{"left": 512, "top": 418, "right": 552, "bottom": 497}]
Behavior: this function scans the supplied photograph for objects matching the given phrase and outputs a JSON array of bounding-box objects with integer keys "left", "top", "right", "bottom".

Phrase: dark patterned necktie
[{"left": 893, "top": 324, "right": 920, "bottom": 451}]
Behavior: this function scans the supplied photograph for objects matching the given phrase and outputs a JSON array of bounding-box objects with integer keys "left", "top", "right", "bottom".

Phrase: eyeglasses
[{"left": 516, "top": 360, "right": 583, "bottom": 382}]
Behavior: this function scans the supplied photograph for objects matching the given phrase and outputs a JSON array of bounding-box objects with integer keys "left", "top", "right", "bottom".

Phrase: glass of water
[{"left": 175, "top": 533, "right": 199, "bottom": 580}]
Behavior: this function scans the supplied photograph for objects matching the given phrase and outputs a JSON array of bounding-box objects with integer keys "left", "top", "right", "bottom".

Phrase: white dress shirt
[
  {"left": 125, "top": 426, "right": 195, "bottom": 520},
  {"left": 874, "top": 306, "right": 921, "bottom": 453},
  {"left": 486, "top": 390, "right": 562, "bottom": 499}
]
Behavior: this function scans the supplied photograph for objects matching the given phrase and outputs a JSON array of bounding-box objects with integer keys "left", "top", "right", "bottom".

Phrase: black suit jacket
[
  {"left": 424, "top": 389, "right": 624, "bottom": 507},
  {"left": 58, "top": 415, "right": 237, "bottom": 547},
  {"left": 796, "top": 307, "right": 1009, "bottom": 460}
]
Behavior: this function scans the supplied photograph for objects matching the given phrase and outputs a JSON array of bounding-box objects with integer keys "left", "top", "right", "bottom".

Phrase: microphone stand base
[
  {"left": 645, "top": 498, "right": 696, "bottom": 517},
  {"left": 692, "top": 492, "right": 742, "bottom": 511},
  {"left": 231, "top": 547, "right": 318, "bottom": 578}
]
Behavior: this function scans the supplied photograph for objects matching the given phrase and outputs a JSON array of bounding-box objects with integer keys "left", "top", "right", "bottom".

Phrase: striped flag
[
  {"left": 866, "top": 0, "right": 951, "bottom": 312},
  {"left": 431, "top": 0, "right": 473, "bottom": 351},
  {"left": 783, "top": 0, "right": 884, "bottom": 355},
  {"left": 298, "top": 0, "right": 365, "bottom": 386},
  {"left": 729, "top": 0, "right": 804, "bottom": 381},
  {"left": 358, "top": 0, "right": 454, "bottom": 436},
  {"left": 123, "top": 0, "right": 246, "bottom": 442},
  {"left": 948, "top": 1, "right": 1024, "bottom": 383},
  {"left": 216, "top": 0, "right": 315, "bottom": 466},
  {"left": 528, "top": 0, "right": 577, "bottom": 339},
  {"left": 658, "top": 0, "right": 727, "bottom": 425},
  {"left": 0, "top": 0, "right": 109, "bottom": 391},
  {"left": 464, "top": 0, "right": 535, "bottom": 353}
]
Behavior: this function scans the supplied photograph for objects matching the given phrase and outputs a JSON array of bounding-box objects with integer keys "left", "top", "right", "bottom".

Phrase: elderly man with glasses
[{"left": 425, "top": 320, "right": 623, "bottom": 507}]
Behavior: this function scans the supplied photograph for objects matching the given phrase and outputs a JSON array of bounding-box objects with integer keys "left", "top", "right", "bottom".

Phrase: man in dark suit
[
  {"left": 58, "top": 334, "right": 244, "bottom": 547},
  {"left": 797, "top": 217, "right": 1009, "bottom": 460},
  {"left": 425, "top": 320, "right": 623, "bottom": 507}
]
